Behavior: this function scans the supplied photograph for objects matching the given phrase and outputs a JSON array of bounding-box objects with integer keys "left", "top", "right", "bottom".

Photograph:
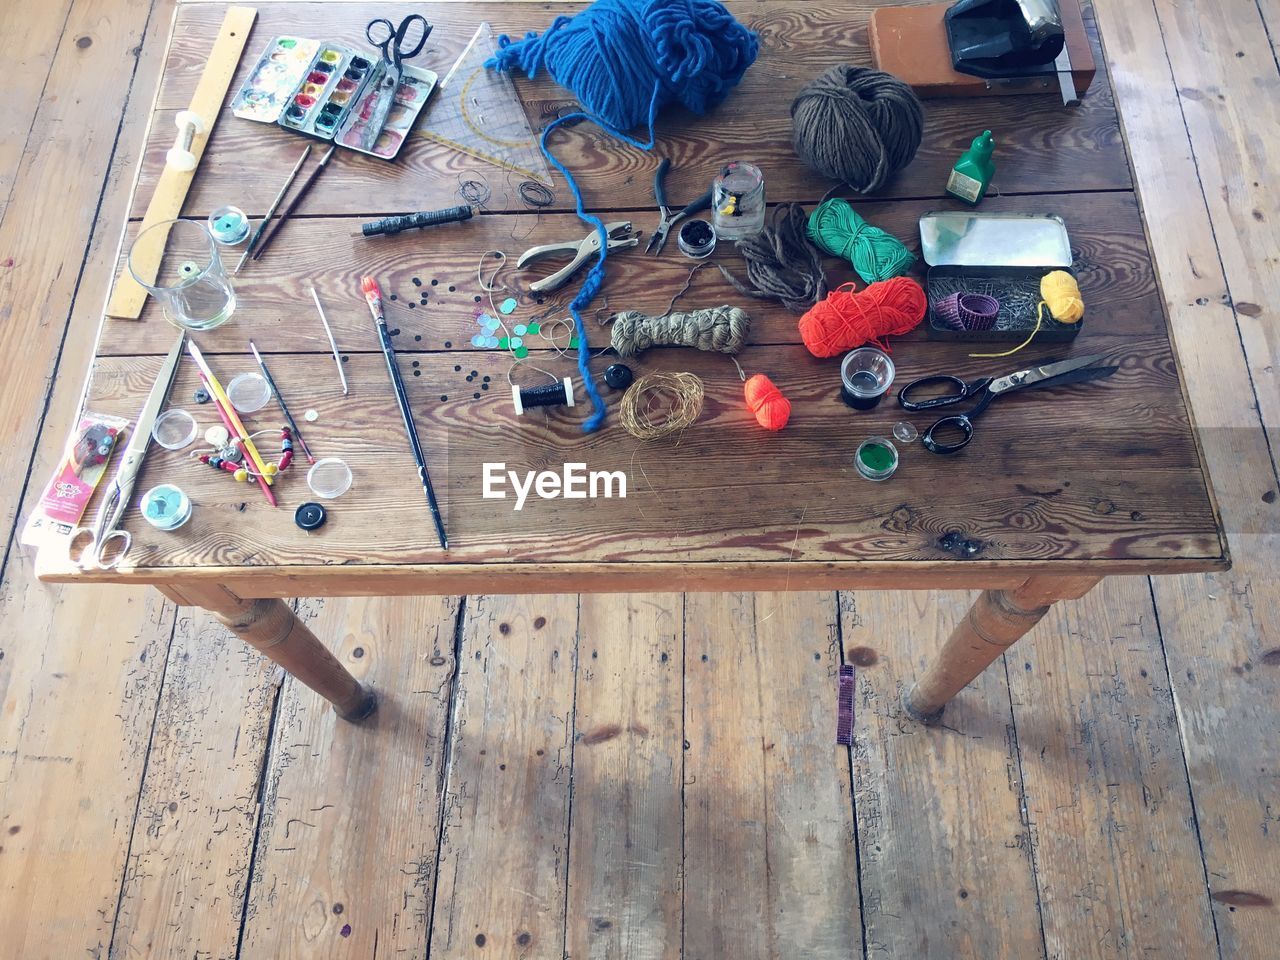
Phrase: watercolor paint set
[
  {"left": 231, "top": 36, "right": 434, "bottom": 160},
  {"left": 334, "top": 62, "right": 437, "bottom": 160}
]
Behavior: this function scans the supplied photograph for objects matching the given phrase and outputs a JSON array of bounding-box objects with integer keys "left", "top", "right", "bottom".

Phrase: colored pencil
[
  {"left": 186, "top": 341, "right": 272, "bottom": 482},
  {"left": 197, "top": 370, "right": 277, "bottom": 507}
]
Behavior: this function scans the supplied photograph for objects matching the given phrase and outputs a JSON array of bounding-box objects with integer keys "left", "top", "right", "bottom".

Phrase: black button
[
  {"left": 604, "top": 363, "right": 633, "bottom": 390},
  {"left": 295, "top": 502, "right": 327, "bottom": 531}
]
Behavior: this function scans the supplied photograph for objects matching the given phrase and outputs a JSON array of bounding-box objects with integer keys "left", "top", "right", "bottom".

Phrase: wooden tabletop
[{"left": 40, "top": 0, "right": 1227, "bottom": 593}]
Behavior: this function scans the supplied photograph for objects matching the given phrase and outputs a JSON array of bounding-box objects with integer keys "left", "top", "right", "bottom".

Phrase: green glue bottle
[{"left": 946, "top": 130, "right": 995, "bottom": 205}]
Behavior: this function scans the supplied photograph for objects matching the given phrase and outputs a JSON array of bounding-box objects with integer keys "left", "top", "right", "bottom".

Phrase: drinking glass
[{"left": 128, "top": 219, "right": 236, "bottom": 330}]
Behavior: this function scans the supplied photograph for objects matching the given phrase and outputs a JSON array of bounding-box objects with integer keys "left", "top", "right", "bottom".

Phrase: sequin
[
  {"left": 499, "top": 297, "right": 518, "bottom": 315},
  {"left": 510, "top": 336, "right": 523, "bottom": 348},
  {"left": 513, "top": 324, "right": 527, "bottom": 336},
  {"left": 470, "top": 334, "right": 485, "bottom": 347}
]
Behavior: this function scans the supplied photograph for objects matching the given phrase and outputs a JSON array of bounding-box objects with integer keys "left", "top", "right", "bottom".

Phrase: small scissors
[
  {"left": 361, "top": 15, "right": 432, "bottom": 147},
  {"left": 69, "top": 333, "right": 185, "bottom": 569},
  {"left": 645, "top": 157, "right": 714, "bottom": 255},
  {"left": 898, "top": 353, "right": 1118, "bottom": 455}
]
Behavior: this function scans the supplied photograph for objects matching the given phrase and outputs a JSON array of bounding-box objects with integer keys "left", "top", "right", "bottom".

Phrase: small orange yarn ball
[
  {"left": 797, "top": 277, "right": 927, "bottom": 358},
  {"left": 744, "top": 373, "right": 791, "bottom": 431}
]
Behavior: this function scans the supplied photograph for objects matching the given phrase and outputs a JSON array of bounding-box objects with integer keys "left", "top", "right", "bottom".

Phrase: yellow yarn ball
[
  {"left": 233, "top": 468, "right": 248, "bottom": 482},
  {"left": 1040, "top": 270, "right": 1084, "bottom": 323}
]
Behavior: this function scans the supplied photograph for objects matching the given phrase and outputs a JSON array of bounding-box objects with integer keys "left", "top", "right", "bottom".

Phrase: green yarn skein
[{"left": 807, "top": 198, "right": 916, "bottom": 284}]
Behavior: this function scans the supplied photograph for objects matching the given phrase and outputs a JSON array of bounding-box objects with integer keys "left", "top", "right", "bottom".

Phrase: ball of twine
[
  {"left": 610, "top": 305, "right": 750, "bottom": 358},
  {"left": 791, "top": 65, "right": 924, "bottom": 193},
  {"left": 619, "top": 371, "right": 705, "bottom": 440}
]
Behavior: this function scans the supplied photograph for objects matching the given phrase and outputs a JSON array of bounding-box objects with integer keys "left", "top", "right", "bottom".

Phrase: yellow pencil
[{"left": 186, "top": 341, "right": 272, "bottom": 483}]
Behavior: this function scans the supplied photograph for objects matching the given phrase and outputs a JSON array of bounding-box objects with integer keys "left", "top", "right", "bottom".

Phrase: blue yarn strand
[{"left": 487, "top": 0, "right": 759, "bottom": 432}]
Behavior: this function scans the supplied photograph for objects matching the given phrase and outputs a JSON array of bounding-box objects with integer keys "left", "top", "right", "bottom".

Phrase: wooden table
[{"left": 37, "top": 1, "right": 1227, "bottom": 723}]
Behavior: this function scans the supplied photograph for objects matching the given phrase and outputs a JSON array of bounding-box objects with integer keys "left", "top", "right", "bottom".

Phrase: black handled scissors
[
  {"left": 898, "top": 353, "right": 1119, "bottom": 455},
  {"left": 360, "top": 15, "right": 432, "bottom": 149},
  {"left": 645, "top": 157, "right": 714, "bottom": 255},
  {"left": 366, "top": 14, "right": 430, "bottom": 70}
]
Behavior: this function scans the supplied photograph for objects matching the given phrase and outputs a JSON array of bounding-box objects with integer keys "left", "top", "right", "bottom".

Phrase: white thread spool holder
[{"left": 166, "top": 110, "right": 206, "bottom": 172}]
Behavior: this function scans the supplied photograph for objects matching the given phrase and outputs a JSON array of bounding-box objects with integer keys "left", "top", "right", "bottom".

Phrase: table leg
[
  {"left": 903, "top": 575, "right": 1100, "bottom": 723},
  {"left": 157, "top": 583, "right": 377, "bottom": 722}
]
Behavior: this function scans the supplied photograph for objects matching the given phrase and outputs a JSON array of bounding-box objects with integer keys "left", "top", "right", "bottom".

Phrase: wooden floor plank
[
  {"left": 567, "top": 594, "right": 683, "bottom": 960},
  {"left": 1094, "top": 0, "right": 1280, "bottom": 953},
  {"left": 0, "top": 569, "right": 173, "bottom": 959},
  {"left": 1009, "top": 577, "right": 1219, "bottom": 959},
  {"left": 428, "top": 595, "right": 579, "bottom": 960},
  {"left": 1148, "top": 0, "right": 1280, "bottom": 448},
  {"left": 842, "top": 590, "right": 1043, "bottom": 960},
  {"left": 110, "top": 608, "right": 278, "bottom": 959},
  {"left": 239, "top": 595, "right": 460, "bottom": 959},
  {"left": 0, "top": 0, "right": 74, "bottom": 222},
  {"left": 0, "top": 0, "right": 156, "bottom": 548},
  {"left": 683, "top": 592, "right": 860, "bottom": 960}
]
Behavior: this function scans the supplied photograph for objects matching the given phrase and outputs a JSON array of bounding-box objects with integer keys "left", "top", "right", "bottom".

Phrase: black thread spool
[{"left": 512, "top": 377, "right": 576, "bottom": 415}]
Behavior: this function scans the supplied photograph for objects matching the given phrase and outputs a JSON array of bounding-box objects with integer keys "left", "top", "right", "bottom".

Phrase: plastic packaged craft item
[
  {"left": 919, "top": 211, "right": 1081, "bottom": 343},
  {"left": 232, "top": 36, "right": 323, "bottom": 123},
  {"left": 20, "top": 412, "right": 129, "bottom": 547},
  {"left": 840, "top": 347, "right": 895, "bottom": 410},
  {"left": 141, "top": 484, "right": 192, "bottom": 531},
  {"left": 307, "top": 457, "right": 352, "bottom": 498},
  {"left": 335, "top": 61, "right": 438, "bottom": 160}
]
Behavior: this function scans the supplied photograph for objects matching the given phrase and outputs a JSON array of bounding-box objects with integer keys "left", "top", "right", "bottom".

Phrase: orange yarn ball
[
  {"left": 797, "top": 277, "right": 927, "bottom": 358},
  {"left": 744, "top": 373, "right": 791, "bottom": 431}
]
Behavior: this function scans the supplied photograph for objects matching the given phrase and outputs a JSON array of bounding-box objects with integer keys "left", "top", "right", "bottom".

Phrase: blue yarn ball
[{"left": 489, "top": 0, "right": 760, "bottom": 132}]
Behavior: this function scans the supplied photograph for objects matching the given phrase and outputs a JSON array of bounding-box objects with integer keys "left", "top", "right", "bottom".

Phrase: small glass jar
[
  {"left": 141, "top": 484, "right": 192, "bottom": 530},
  {"left": 855, "top": 437, "right": 899, "bottom": 481},
  {"left": 840, "top": 347, "right": 895, "bottom": 410},
  {"left": 712, "top": 161, "right": 766, "bottom": 240}
]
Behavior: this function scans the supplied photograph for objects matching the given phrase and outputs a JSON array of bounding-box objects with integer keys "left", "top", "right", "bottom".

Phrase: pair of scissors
[
  {"left": 69, "top": 333, "right": 185, "bottom": 569},
  {"left": 361, "top": 15, "right": 431, "bottom": 148},
  {"left": 645, "top": 157, "right": 714, "bottom": 255},
  {"left": 898, "top": 353, "right": 1118, "bottom": 455}
]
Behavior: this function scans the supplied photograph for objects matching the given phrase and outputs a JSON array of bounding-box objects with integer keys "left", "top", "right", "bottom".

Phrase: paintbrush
[
  {"left": 361, "top": 275, "right": 448, "bottom": 550},
  {"left": 251, "top": 144, "right": 337, "bottom": 263},
  {"left": 194, "top": 369, "right": 277, "bottom": 507},
  {"left": 186, "top": 341, "right": 273, "bottom": 486},
  {"left": 249, "top": 341, "right": 316, "bottom": 464},
  {"left": 235, "top": 143, "right": 312, "bottom": 273}
]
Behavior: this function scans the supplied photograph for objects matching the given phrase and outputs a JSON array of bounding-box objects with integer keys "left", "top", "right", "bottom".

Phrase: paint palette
[
  {"left": 335, "top": 62, "right": 438, "bottom": 160},
  {"left": 231, "top": 36, "right": 321, "bottom": 123},
  {"left": 279, "top": 43, "right": 374, "bottom": 138}
]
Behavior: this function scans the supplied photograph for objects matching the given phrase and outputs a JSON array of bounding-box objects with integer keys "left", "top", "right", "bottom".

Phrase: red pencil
[{"left": 199, "top": 371, "right": 277, "bottom": 507}]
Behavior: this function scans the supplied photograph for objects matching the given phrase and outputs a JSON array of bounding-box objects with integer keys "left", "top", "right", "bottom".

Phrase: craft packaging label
[{"left": 946, "top": 169, "right": 984, "bottom": 203}]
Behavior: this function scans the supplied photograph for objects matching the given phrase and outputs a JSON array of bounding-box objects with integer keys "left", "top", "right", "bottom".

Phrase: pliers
[
  {"left": 517, "top": 221, "right": 640, "bottom": 294},
  {"left": 645, "top": 157, "right": 714, "bottom": 255}
]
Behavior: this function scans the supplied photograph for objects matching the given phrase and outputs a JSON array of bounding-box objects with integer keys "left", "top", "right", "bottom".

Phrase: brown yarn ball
[{"left": 791, "top": 65, "right": 925, "bottom": 193}]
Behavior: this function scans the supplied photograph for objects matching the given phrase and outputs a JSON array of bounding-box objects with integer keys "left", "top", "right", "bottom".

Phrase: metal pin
[{"left": 310, "top": 285, "right": 348, "bottom": 395}]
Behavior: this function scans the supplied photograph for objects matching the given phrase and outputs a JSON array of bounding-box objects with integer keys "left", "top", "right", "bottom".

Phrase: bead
[
  {"left": 220, "top": 444, "right": 242, "bottom": 463},
  {"left": 604, "top": 363, "right": 634, "bottom": 390},
  {"left": 233, "top": 468, "right": 248, "bottom": 482},
  {"left": 263, "top": 463, "right": 279, "bottom": 478},
  {"left": 194, "top": 388, "right": 211, "bottom": 404},
  {"left": 282, "top": 439, "right": 293, "bottom": 451}
]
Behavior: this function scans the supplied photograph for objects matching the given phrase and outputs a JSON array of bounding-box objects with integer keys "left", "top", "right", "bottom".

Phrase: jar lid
[{"left": 918, "top": 212, "right": 1071, "bottom": 268}]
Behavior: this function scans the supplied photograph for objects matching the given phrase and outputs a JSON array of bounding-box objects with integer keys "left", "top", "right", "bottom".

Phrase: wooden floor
[{"left": 1, "top": 1, "right": 1276, "bottom": 957}]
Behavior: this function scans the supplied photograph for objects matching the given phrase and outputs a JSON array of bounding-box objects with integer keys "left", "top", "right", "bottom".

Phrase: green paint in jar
[{"left": 855, "top": 437, "right": 899, "bottom": 481}]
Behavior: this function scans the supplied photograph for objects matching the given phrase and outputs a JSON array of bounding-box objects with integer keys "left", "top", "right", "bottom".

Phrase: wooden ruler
[{"left": 106, "top": 5, "right": 258, "bottom": 319}]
